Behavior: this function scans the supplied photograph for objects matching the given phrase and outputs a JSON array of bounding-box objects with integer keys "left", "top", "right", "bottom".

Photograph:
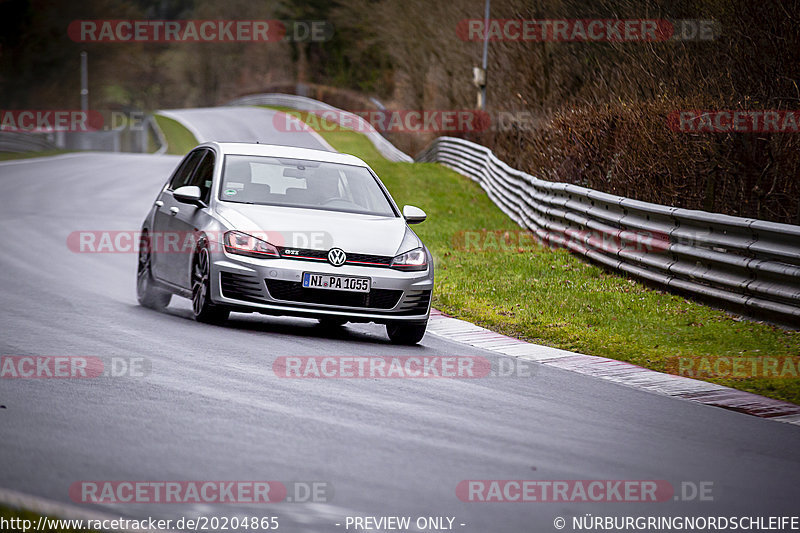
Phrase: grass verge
[
  {"left": 250, "top": 106, "right": 800, "bottom": 404},
  {"left": 0, "top": 150, "right": 71, "bottom": 161},
  {"left": 153, "top": 114, "right": 197, "bottom": 155}
]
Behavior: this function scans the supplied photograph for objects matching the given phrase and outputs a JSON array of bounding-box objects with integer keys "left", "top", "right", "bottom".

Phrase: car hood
[{"left": 215, "top": 203, "right": 417, "bottom": 257}]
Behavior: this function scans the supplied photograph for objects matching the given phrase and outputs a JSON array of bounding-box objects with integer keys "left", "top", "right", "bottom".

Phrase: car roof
[{"left": 201, "top": 142, "right": 370, "bottom": 168}]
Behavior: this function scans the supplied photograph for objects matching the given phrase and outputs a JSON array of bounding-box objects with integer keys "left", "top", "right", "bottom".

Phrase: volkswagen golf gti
[{"left": 136, "top": 142, "right": 433, "bottom": 344}]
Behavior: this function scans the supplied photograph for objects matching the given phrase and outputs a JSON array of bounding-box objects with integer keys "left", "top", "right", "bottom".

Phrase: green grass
[
  {"left": 0, "top": 150, "right": 71, "bottom": 161},
  {"left": 153, "top": 114, "right": 198, "bottom": 155},
  {"left": 0, "top": 505, "right": 101, "bottom": 532},
  {"left": 251, "top": 106, "right": 800, "bottom": 405}
]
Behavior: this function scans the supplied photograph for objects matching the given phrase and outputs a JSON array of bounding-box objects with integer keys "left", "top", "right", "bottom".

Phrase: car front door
[
  {"left": 164, "top": 149, "right": 217, "bottom": 289},
  {"left": 151, "top": 149, "right": 204, "bottom": 285}
]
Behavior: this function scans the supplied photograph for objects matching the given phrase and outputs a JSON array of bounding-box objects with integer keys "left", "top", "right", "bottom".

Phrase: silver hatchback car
[{"left": 137, "top": 142, "right": 434, "bottom": 344}]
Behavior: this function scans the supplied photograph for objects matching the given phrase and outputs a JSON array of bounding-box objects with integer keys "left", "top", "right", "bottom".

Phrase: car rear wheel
[
  {"left": 386, "top": 322, "right": 427, "bottom": 345},
  {"left": 137, "top": 234, "right": 171, "bottom": 310},
  {"left": 192, "top": 246, "right": 230, "bottom": 324}
]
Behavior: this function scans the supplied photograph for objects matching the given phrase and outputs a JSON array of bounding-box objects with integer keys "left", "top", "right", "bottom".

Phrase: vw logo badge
[{"left": 327, "top": 248, "right": 347, "bottom": 266}]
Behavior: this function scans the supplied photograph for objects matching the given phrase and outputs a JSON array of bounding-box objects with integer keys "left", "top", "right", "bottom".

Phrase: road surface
[{"left": 0, "top": 110, "right": 798, "bottom": 532}]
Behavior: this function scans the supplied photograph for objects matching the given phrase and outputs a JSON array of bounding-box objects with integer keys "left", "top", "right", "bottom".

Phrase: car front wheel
[
  {"left": 386, "top": 322, "right": 427, "bottom": 345},
  {"left": 192, "top": 245, "right": 230, "bottom": 324}
]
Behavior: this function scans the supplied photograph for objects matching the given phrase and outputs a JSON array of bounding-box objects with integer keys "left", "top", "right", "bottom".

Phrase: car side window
[
  {"left": 168, "top": 150, "right": 204, "bottom": 190},
  {"left": 188, "top": 150, "right": 215, "bottom": 203}
]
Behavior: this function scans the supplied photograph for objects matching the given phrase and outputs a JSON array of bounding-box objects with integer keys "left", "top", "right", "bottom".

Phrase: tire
[
  {"left": 191, "top": 245, "right": 230, "bottom": 324},
  {"left": 386, "top": 322, "right": 427, "bottom": 345},
  {"left": 318, "top": 318, "right": 347, "bottom": 329},
  {"left": 137, "top": 233, "right": 172, "bottom": 310}
]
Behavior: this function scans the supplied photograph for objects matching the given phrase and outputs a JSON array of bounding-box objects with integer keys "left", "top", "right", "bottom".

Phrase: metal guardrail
[
  {"left": 226, "top": 93, "right": 413, "bottom": 163},
  {"left": 1, "top": 115, "right": 165, "bottom": 154},
  {"left": 0, "top": 132, "right": 58, "bottom": 152},
  {"left": 416, "top": 136, "right": 800, "bottom": 324}
]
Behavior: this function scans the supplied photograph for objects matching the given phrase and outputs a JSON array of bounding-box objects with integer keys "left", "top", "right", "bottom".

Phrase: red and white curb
[{"left": 427, "top": 309, "right": 800, "bottom": 427}]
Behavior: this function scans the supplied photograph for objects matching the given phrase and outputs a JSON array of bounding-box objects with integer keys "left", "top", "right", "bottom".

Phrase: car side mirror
[
  {"left": 173, "top": 185, "right": 203, "bottom": 206},
  {"left": 402, "top": 205, "right": 427, "bottom": 224}
]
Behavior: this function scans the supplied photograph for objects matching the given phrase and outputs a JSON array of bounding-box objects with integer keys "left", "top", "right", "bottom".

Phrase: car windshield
[{"left": 219, "top": 155, "right": 397, "bottom": 217}]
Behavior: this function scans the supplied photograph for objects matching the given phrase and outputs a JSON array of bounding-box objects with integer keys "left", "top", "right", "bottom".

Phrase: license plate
[{"left": 302, "top": 272, "right": 371, "bottom": 293}]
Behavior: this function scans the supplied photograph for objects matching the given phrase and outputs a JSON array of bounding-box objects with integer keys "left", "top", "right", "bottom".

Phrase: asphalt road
[
  {"left": 158, "top": 107, "right": 333, "bottom": 150},
  {"left": 0, "top": 111, "right": 798, "bottom": 533}
]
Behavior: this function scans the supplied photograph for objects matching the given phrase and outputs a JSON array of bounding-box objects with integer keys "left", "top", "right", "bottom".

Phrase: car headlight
[
  {"left": 223, "top": 231, "right": 279, "bottom": 259},
  {"left": 391, "top": 247, "right": 427, "bottom": 271}
]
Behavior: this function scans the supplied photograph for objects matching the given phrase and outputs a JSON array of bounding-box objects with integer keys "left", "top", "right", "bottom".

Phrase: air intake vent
[
  {"left": 397, "top": 290, "right": 432, "bottom": 314},
  {"left": 220, "top": 272, "right": 264, "bottom": 303}
]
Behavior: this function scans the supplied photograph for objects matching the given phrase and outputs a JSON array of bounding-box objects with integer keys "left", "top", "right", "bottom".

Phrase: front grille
[
  {"left": 220, "top": 272, "right": 264, "bottom": 302},
  {"left": 397, "top": 290, "right": 432, "bottom": 314},
  {"left": 265, "top": 280, "right": 402, "bottom": 309},
  {"left": 277, "top": 247, "right": 392, "bottom": 267},
  {"left": 346, "top": 252, "right": 392, "bottom": 266},
  {"left": 277, "top": 247, "right": 327, "bottom": 261}
]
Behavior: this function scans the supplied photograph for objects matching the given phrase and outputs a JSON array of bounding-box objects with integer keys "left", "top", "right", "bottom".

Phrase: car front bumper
[{"left": 209, "top": 249, "right": 434, "bottom": 324}]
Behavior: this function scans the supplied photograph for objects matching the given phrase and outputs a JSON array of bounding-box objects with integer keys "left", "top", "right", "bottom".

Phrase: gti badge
[{"left": 327, "top": 248, "right": 347, "bottom": 266}]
